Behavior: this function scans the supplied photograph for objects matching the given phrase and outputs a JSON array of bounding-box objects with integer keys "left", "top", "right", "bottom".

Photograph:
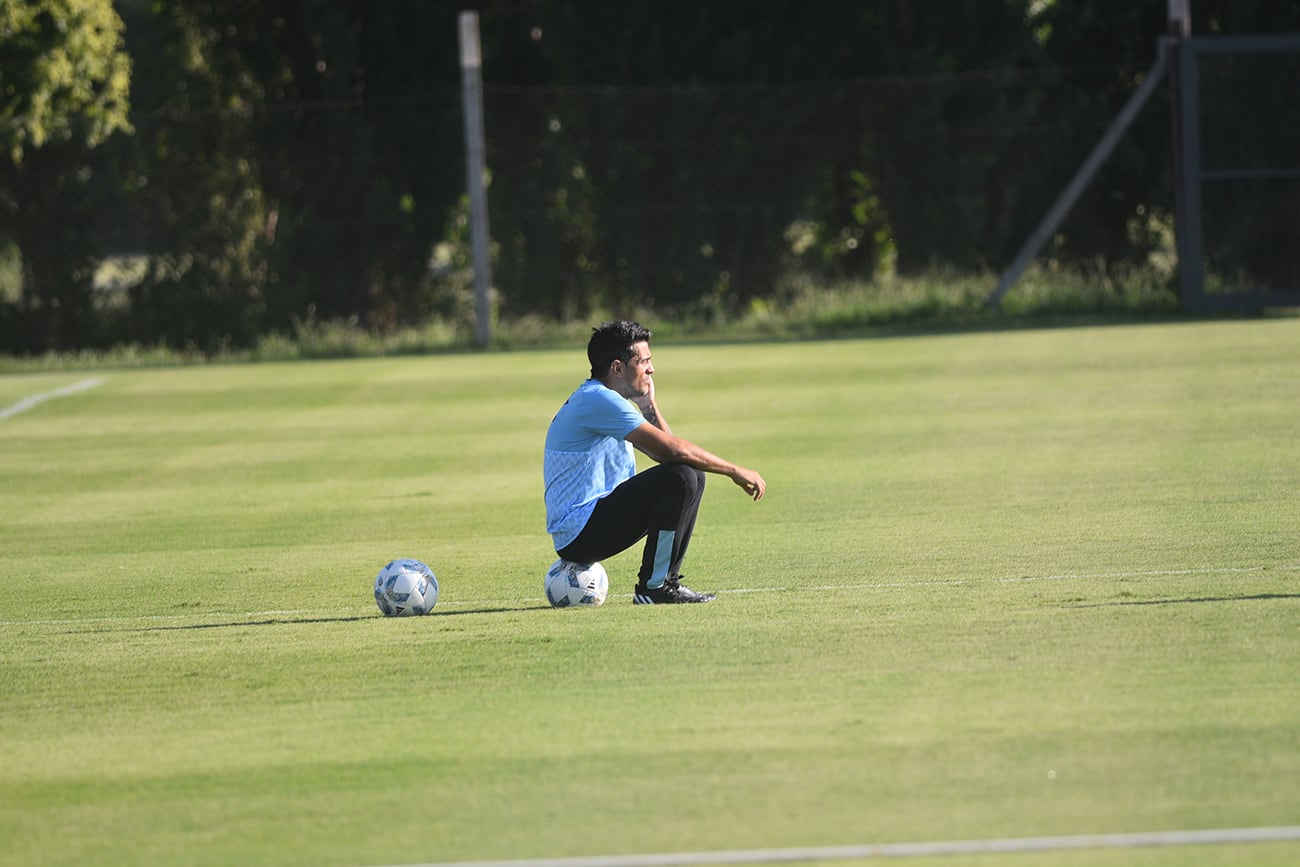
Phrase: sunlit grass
[{"left": 1, "top": 320, "right": 1297, "bottom": 866}]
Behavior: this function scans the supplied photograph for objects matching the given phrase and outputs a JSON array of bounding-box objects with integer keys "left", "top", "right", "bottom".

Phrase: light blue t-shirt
[{"left": 544, "top": 379, "right": 647, "bottom": 550}]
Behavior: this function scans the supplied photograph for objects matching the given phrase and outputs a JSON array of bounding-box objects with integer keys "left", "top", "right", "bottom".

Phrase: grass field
[{"left": 1, "top": 319, "right": 1298, "bottom": 867}]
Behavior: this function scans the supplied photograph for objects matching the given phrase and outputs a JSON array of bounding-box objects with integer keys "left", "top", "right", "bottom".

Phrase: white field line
[
  {"left": 0, "top": 376, "right": 105, "bottom": 421},
  {"left": 3, "top": 563, "right": 1296, "bottom": 629},
  {"left": 373, "top": 826, "right": 1300, "bottom": 867}
]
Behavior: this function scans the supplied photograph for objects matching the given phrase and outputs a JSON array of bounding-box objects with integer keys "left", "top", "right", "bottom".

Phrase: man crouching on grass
[{"left": 543, "top": 320, "right": 766, "bottom": 604}]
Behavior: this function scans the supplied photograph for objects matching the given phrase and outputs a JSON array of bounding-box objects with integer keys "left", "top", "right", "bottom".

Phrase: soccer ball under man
[
  {"left": 374, "top": 558, "right": 439, "bottom": 616},
  {"left": 544, "top": 559, "right": 608, "bottom": 608}
]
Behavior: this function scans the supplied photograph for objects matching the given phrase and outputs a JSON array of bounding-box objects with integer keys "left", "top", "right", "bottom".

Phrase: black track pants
[{"left": 557, "top": 463, "right": 706, "bottom": 589}]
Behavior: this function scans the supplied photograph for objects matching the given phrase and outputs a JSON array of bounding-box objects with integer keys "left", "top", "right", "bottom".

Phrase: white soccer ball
[
  {"left": 544, "top": 559, "right": 608, "bottom": 608},
  {"left": 374, "top": 558, "right": 439, "bottom": 616}
]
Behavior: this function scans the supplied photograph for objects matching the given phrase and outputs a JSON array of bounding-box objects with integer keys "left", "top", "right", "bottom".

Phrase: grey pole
[
  {"left": 459, "top": 11, "right": 493, "bottom": 346},
  {"left": 1167, "top": 0, "right": 1192, "bottom": 305}
]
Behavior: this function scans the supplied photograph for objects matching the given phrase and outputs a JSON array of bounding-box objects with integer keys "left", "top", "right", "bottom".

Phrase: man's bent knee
[{"left": 663, "top": 462, "right": 705, "bottom": 495}]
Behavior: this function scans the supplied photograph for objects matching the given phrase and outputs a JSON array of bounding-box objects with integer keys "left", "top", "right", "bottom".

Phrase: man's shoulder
[{"left": 549, "top": 379, "right": 644, "bottom": 442}]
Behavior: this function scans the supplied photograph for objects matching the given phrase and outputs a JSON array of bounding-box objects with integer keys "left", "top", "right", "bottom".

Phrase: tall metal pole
[
  {"left": 1167, "top": 0, "right": 1192, "bottom": 306},
  {"left": 459, "top": 11, "right": 493, "bottom": 347}
]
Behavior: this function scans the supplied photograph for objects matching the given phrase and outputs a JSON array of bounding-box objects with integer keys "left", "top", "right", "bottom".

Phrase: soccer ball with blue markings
[
  {"left": 374, "top": 558, "right": 439, "bottom": 616},
  {"left": 545, "top": 559, "right": 608, "bottom": 608}
]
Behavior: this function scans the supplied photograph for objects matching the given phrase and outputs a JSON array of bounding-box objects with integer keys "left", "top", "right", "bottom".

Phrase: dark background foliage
[{"left": 2, "top": 0, "right": 1298, "bottom": 352}]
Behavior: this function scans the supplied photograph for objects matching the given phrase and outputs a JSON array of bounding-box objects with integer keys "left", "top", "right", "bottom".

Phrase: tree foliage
[
  {"left": 0, "top": 0, "right": 130, "bottom": 163},
  {"left": 0, "top": 0, "right": 131, "bottom": 351}
]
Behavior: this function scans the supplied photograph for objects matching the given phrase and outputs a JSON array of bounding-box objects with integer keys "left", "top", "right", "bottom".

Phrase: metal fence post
[
  {"left": 459, "top": 11, "right": 493, "bottom": 347},
  {"left": 1168, "top": 0, "right": 1192, "bottom": 305}
]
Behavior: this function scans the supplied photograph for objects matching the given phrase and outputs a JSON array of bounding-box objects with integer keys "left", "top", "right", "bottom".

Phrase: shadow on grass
[
  {"left": 54, "top": 605, "right": 555, "bottom": 634},
  {"left": 1067, "top": 593, "right": 1300, "bottom": 609},
  {"left": 161, "top": 605, "right": 553, "bottom": 630}
]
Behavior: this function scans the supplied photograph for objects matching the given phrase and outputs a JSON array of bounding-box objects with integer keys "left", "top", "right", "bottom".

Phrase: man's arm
[{"left": 626, "top": 422, "right": 766, "bottom": 501}]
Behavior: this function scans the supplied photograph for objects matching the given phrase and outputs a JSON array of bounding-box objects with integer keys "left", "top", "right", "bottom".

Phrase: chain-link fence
[{"left": 479, "top": 64, "right": 1177, "bottom": 319}]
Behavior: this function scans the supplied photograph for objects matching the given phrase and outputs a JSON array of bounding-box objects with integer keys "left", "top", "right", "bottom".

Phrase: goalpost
[{"left": 989, "top": 0, "right": 1300, "bottom": 312}]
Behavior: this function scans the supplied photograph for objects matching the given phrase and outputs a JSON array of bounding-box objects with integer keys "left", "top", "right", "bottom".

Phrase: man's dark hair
[{"left": 588, "top": 320, "right": 651, "bottom": 379}]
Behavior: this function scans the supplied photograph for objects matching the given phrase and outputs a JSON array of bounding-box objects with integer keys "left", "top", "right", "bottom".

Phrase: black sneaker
[{"left": 633, "top": 576, "right": 716, "bottom": 604}]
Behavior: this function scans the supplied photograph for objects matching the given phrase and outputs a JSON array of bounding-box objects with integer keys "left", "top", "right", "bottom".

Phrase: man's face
[{"left": 613, "top": 340, "right": 654, "bottom": 398}]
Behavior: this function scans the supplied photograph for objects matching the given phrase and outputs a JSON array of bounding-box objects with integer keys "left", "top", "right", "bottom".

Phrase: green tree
[
  {"left": 0, "top": 0, "right": 131, "bottom": 351},
  {"left": 0, "top": 0, "right": 129, "bottom": 162}
]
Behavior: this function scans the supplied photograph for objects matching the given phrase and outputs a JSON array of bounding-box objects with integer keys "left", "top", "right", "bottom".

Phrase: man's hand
[
  {"left": 632, "top": 375, "right": 668, "bottom": 432},
  {"left": 731, "top": 466, "right": 766, "bottom": 501},
  {"left": 630, "top": 372, "right": 653, "bottom": 407}
]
